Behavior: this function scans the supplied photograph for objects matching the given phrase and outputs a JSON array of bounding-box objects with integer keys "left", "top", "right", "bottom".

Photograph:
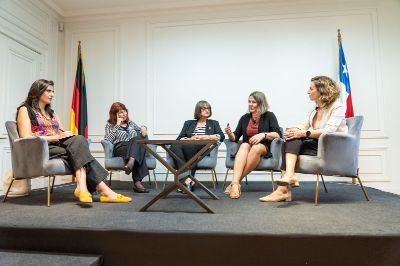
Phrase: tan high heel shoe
[
  {"left": 229, "top": 183, "right": 241, "bottom": 199},
  {"left": 259, "top": 190, "right": 292, "bottom": 202},
  {"left": 277, "top": 175, "right": 300, "bottom": 188},
  {"left": 224, "top": 184, "right": 232, "bottom": 195}
]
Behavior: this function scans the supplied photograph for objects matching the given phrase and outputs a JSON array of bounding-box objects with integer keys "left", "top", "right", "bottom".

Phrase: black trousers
[
  {"left": 113, "top": 136, "right": 149, "bottom": 182},
  {"left": 48, "top": 135, "right": 107, "bottom": 193},
  {"left": 281, "top": 138, "right": 319, "bottom": 170},
  {"left": 169, "top": 144, "right": 205, "bottom": 177}
]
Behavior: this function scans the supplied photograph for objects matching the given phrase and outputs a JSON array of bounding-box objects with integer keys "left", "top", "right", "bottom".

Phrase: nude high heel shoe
[{"left": 259, "top": 190, "right": 292, "bottom": 202}]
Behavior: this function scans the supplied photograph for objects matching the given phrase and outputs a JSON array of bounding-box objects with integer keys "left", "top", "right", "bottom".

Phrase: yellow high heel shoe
[
  {"left": 100, "top": 194, "right": 132, "bottom": 203},
  {"left": 74, "top": 188, "right": 80, "bottom": 198},
  {"left": 79, "top": 191, "right": 93, "bottom": 203}
]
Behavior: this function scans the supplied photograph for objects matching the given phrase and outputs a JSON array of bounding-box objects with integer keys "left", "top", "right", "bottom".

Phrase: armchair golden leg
[
  {"left": 163, "top": 171, "right": 169, "bottom": 190},
  {"left": 315, "top": 174, "right": 320, "bottom": 206},
  {"left": 47, "top": 176, "right": 51, "bottom": 207},
  {"left": 50, "top": 175, "right": 56, "bottom": 194},
  {"left": 320, "top": 174, "right": 328, "bottom": 193},
  {"left": 153, "top": 170, "right": 158, "bottom": 190},
  {"left": 356, "top": 169, "right": 370, "bottom": 201},
  {"left": 108, "top": 171, "right": 113, "bottom": 186},
  {"left": 222, "top": 168, "right": 230, "bottom": 190},
  {"left": 211, "top": 169, "right": 216, "bottom": 190},
  {"left": 2, "top": 177, "right": 16, "bottom": 202},
  {"left": 270, "top": 170, "right": 275, "bottom": 191},
  {"left": 213, "top": 169, "right": 218, "bottom": 185}
]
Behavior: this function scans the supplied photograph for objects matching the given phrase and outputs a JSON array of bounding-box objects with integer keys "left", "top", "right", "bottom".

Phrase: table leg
[
  {"left": 189, "top": 175, "right": 219, "bottom": 200},
  {"left": 139, "top": 182, "right": 177, "bottom": 212},
  {"left": 176, "top": 181, "right": 214, "bottom": 214}
]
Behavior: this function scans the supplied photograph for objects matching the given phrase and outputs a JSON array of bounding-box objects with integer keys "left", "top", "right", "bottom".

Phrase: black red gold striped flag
[{"left": 70, "top": 41, "right": 88, "bottom": 138}]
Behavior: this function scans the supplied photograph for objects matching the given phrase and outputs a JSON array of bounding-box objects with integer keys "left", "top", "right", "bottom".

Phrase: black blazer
[
  {"left": 177, "top": 119, "right": 225, "bottom": 141},
  {"left": 232, "top": 112, "right": 281, "bottom": 148}
]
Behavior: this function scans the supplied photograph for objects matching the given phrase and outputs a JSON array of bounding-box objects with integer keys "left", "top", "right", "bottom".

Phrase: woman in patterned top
[
  {"left": 16, "top": 79, "right": 131, "bottom": 203},
  {"left": 171, "top": 100, "right": 225, "bottom": 192},
  {"left": 104, "top": 102, "right": 149, "bottom": 193},
  {"left": 224, "top": 91, "right": 281, "bottom": 199}
]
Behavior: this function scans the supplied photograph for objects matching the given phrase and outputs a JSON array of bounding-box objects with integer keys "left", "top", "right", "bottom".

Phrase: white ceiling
[{"left": 42, "top": 0, "right": 272, "bottom": 17}]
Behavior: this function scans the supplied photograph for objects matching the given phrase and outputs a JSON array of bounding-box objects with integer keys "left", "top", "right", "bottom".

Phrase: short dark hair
[{"left": 194, "top": 100, "right": 212, "bottom": 120}]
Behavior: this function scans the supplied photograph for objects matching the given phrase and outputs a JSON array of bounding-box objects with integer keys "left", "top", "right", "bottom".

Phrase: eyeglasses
[{"left": 201, "top": 107, "right": 210, "bottom": 111}]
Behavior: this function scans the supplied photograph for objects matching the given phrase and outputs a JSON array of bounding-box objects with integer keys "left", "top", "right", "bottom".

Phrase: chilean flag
[{"left": 338, "top": 31, "right": 354, "bottom": 118}]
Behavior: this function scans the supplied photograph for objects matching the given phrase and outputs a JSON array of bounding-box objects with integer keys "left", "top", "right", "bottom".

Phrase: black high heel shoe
[{"left": 186, "top": 181, "right": 195, "bottom": 192}]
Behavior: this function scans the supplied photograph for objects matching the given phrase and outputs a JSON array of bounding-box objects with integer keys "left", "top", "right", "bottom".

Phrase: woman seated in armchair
[
  {"left": 170, "top": 100, "right": 224, "bottom": 192},
  {"left": 104, "top": 102, "right": 149, "bottom": 193},
  {"left": 224, "top": 91, "right": 281, "bottom": 199},
  {"left": 259, "top": 76, "right": 348, "bottom": 202},
  {"left": 17, "top": 79, "right": 131, "bottom": 203}
]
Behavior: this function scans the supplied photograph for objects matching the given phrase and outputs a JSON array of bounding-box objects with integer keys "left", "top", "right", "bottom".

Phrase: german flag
[{"left": 70, "top": 41, "right": 88, "bottom": 138}]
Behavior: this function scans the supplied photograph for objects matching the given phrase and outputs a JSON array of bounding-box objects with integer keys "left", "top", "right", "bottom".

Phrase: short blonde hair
[
  {"left": 249, "top": 91, "right": 269, "bottom": 115},
  {"left": 311, "top": 76, "right": 341, "bottom": 108}
]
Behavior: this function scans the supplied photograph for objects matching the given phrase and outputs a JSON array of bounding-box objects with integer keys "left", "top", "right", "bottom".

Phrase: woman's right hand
[
  {"left": 116, "top": 117, "right": 123, "bottom": 125},
  {"left": 225, "top": 123, "right": 235, "bottom": 141}
]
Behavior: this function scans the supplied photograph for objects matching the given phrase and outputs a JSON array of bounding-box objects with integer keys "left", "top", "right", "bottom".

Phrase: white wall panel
[
  {"left": 65, "top": 28, "right": 120, "bottom": 137},
  {"left": 148, "top": 10, "right": 382, "bottom": 138},
  {"left": 0, "top": 33, "right": 42, "bottom": 135}
]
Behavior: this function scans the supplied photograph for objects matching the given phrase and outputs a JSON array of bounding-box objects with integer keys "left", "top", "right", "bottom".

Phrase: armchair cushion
[{"left": 319, "top": 133, "right": 358, "bottom": 177}]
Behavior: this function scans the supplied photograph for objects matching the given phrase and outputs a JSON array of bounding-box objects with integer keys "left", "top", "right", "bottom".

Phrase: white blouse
[{"left": 297, "top": 100, "right": 348, "bottom": 134}]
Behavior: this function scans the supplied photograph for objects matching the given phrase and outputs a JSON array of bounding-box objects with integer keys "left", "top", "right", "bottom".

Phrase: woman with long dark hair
[{"left": 17, "top": 79, "right": 131, "bottom": 203}]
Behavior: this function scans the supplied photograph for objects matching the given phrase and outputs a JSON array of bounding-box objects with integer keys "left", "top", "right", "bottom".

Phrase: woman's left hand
[
  {"left": 285, "top": 129, "right": 306, "bottom": 140},
  {"left": 249, "top": 133, "right": 265, "bottom": 145}
]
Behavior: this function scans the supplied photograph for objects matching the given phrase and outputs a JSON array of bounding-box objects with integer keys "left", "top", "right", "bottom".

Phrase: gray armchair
[
  {"left": 294, "top": 116, "right": 369, "bottom": 206},
  {"left": 3, "top": 121, "right": 72, "bottom": 206},
  {"left": 163, "top": 144, "right": 220, "bottom": 190},
  {"left": 100, "top": 140, "right": 158, "bottom": 189},
  {"left": 223, "top": 137, "right": 284, "bottom": 191}
]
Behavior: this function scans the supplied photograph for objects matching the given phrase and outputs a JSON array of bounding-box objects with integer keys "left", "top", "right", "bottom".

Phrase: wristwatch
[{"left": 306, "top": 130, "right": 311, "bottom": 138}]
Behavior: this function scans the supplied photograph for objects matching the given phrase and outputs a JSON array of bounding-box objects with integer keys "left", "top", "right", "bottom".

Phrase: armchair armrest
[
  {"left": 101, "top": 140, "right": 114, "bottom": 159},
  {"left": 270, "top": 138, "right": 284, "bottom": 164},
  {"left": 145, "top": 144, "right": 157, "bottom": 159},
  {"left": 12, "top": 136, "right": 49, "bottom": 178},
  {"left": 224, "top": 139, "right": 242, "bottom": 158},
  {"left": 319, "top": 132, "right": 359, "bottom": 177}
]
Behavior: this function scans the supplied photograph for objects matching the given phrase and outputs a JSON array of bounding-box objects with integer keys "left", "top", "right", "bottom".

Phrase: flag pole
[{"left": 338, "top": 29, "right": 356, "bottom": 185}]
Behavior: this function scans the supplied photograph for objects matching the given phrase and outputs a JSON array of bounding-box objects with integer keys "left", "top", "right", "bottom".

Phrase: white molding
[{"left": 0, "top": 0, "right": 48, "bottom": 46}]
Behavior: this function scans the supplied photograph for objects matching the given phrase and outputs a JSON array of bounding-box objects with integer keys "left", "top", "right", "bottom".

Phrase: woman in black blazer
[
  {"left": 170, "top": 100, "right": 224, "bottom": 192},
  {"left": 224, "top": 91, "right": 281, "bottom": 199}
]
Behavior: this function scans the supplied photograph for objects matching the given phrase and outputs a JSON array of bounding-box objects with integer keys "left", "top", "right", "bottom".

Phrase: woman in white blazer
[{"left": 260, "top": 76, "right": 348, "bottom": 202}]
